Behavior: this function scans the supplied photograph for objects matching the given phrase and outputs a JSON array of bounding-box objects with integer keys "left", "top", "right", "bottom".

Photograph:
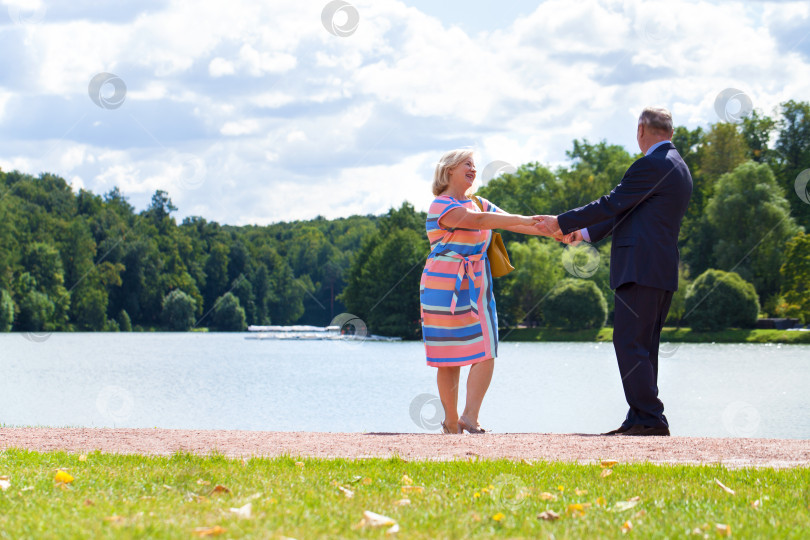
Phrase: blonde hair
[
  {"left": 432, "top": 149, "right": 474, "bottom": 197},
  {"left": 638, "top": 107, "right": 673, "bottom": 135}
]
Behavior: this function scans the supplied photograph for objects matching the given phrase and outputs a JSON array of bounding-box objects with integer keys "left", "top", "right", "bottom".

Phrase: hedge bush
[
  {"left": 161, "top": 290, "right": 197, "bottom": 331},
  {"left": 684, "top": 269, "right": 759, "bottom": 331},
  {"left": 544, "top": 279, "right": 607, "bottom": 330},
  {"left": 210, "top": 292, "right": 247, "bottom": 331}
]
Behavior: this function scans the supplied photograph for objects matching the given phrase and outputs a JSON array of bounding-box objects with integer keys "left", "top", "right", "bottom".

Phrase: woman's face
[{"left": 449, "top": 157, "right": 476, "bottom": 192}]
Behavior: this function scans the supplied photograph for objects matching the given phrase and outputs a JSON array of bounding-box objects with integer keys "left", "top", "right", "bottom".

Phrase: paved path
[{"left": 2, "top": 428, "right": 809, "bottom": 468}]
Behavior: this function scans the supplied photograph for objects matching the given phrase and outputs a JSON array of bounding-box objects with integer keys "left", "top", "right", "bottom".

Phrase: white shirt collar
[{"left": 646, "top": 140, "right": 671, "bottom": 156}]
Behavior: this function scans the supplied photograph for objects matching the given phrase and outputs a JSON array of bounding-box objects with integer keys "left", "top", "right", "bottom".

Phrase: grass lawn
[
  {"left": 1, "top": 450, "right": 808, "bottom": 539},
  {"left": 503, "top": 327, "right": 810, "bottom": 344}
]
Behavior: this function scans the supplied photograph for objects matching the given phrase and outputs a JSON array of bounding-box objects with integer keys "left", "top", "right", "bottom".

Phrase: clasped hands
[{"left": 531, "top": 215, "right": 583, "bottom": 245}]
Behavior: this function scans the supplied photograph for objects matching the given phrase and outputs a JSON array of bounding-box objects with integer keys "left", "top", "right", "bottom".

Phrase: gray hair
[
  {"left": 432, "top": 149, "right": 474, "bottom": 196},
  {"left": 638, "top": 107, "right": 673, "bottom": 135}
]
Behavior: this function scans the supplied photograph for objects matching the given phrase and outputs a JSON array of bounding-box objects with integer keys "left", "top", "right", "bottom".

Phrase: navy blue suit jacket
[{"left": 557, "top": 142, "right": 692, "bottom": 292}]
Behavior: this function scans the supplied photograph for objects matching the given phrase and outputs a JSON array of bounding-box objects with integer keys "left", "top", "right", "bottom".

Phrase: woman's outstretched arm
[{"left": 438, "top": 207, "right": 539, "bottom": 231}]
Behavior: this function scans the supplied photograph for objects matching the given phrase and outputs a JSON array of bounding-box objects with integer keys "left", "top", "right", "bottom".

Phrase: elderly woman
[{"left": 420, "top": 149, "right": 551, "bottom": 434}]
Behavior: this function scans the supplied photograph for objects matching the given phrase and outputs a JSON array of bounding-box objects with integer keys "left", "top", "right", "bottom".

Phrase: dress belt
[{"left": 447, "top": 254, "right": 485, "bottom": 320}]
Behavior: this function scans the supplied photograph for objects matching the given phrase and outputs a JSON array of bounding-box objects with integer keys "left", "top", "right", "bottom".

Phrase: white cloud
[{"left": 1, "top": 0, "right": 809, "bottom": 225}]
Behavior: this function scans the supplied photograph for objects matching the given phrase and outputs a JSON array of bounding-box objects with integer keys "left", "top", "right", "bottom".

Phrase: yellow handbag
[{"left": 473, "top": 196, "right": 515, "bottom": 278}]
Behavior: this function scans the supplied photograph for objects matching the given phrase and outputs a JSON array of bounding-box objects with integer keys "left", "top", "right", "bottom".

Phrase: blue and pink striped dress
[{"left": 420, "top": 195, "right": 500, "bottom": 367}]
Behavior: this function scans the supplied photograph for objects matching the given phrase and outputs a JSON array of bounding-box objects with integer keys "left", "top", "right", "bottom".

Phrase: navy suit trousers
[{"left": 614, "top": 282, "right": 673, "bottom": 429}]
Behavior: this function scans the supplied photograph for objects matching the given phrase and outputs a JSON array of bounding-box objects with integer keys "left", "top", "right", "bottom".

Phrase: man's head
[{"left": 637, "top": 107, "right": 674, "bottom": 154}]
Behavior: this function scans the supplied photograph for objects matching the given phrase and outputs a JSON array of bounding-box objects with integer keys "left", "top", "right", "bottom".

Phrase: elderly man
[{"left": 540, "top": 107, "right": 692, "bottom": 436}]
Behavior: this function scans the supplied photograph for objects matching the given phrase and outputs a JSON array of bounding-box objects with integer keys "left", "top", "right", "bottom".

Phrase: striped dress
[{"left": 420, "top": 195, "right": 500, "bottom": 367}]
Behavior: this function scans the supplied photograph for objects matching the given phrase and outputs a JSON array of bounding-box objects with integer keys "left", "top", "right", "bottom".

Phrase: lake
[{"left": 1, "top": 333, "right": 808, "bottom": 439}]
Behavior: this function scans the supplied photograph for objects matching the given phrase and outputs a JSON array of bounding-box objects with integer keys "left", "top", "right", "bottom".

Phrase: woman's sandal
[
  {"left": 441, "top": 421, "right": 459, "bottom": 434},
  {"left": 458, "top": 416, "right": 486, "bottom": 434}
]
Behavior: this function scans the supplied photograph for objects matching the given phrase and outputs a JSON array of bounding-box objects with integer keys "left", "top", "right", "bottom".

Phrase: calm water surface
[{"left": 1, "top": 333, "right": 808, "bottom": 438}]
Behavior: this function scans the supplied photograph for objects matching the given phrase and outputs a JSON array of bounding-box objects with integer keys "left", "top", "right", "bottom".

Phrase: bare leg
[
  {"left": 461, "top": 358, "right": 494, "bottom": 428},
  {"left": 436, "top": 366, "right": 461, "bottom": 433}
]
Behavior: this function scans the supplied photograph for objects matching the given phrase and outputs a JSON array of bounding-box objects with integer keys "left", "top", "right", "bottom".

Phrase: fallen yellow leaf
[
  {"left": 601, "top": 460, "right": 619, "bottom": 468},
  {"left": 401, "top": 485, "right": 424, "bottom": 494},
  {"left": 539, "top": 492, "right": 557, "bottom": 501},
  {"left": 596, "top": 496, "right": 607, "bottom": 506},
  {"left": 210, "top": 485, "right": 230, "bottom": 494},
  {"left": 716, "top": 523, "right": 732, "bottom": 537},
  {"left": 78, "top": 455, "right": 87, "bottom": 462},
  {"left": 714, "top": 478, "right": 735, "bottom": 496},
  {"left": 401, "top": 474, "right": 413, "bottom": 485},
  {"left": 104, "top": 515, "right": 125, "bottom": 523},
  {"left": 54, "top": 470, "right": 74, "bottom": 484},
  {"left": 537, "top": 510, "right": 560, "bottom": 521},
  {"left": 362, "top": 477, "right": 373, "bottom": 485},
  {"left": 394, "top": 498, "right": 410, "bottom": 506},
  {"left": 601, "top": 469, "right": 614, "bottom": 478},
  {"left": 575, "top": 488, "right": 588, "bottom": 496},
  {"left": 191, "top": 526, "right": 227, "bottom": 537},
  {"left": 295, "top": 462, "right": 305, "bottom": 469}
]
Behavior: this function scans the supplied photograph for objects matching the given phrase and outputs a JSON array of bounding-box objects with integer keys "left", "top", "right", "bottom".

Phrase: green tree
[
  {"left": 210, "top": 292, "right": 247, "bottom": 331},
  {"left": 684, "top": 269, "right": 759, "bottom": 331},
  {"left": 117, "top": 309, "right": 132, "bottom": 332},
  {"left": 774, "top": 100, "right": 810, "bottom": 230},
  {"left": 496, "top": 239, "right": 565, "bottom": 327},
  {"left": 543, "top": 279, "right": 608, "bottom": 330},
  {"left": 780, "top": 232, "right": 810, "bottom": 323},
  {"left": 741, "top": 110, "right": 777, "bottom": 163},
  {"left": 161, "top": 290, "right": 196, "bottom": 331},
  {"left": 342, "top": 226, "right": 428, "bottom": 339},
  {"left": 699, "top": 123, "right": 748, "bottom": 181},
  {"left": 0, "top": 288, "right": 15, "bottom": 331},
  {"left": 705, "top": 161, "right": 801, "bottom": 302}
]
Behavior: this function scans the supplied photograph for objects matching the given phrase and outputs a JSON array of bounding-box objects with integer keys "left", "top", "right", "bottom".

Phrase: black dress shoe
[
  {"left": 602, "top": 425, "right": 631, "bottom": 436},
  {"left": 621, "top": 424, "right": 670, "bottom": 436}
]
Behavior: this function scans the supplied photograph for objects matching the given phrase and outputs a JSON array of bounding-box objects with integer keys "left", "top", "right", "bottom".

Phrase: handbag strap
[{"left": 472, "top": 195, "right": 483, "bottom": 211}]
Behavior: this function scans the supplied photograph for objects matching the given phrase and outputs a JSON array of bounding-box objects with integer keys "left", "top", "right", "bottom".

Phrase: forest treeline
[{"left": 1, "top": 100, "right": 808, "bottom": 336}]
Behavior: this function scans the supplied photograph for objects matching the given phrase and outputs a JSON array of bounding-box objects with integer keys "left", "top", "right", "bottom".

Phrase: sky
[{"left": 0, "top": 0, "right": 808, "bottom": 225}]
